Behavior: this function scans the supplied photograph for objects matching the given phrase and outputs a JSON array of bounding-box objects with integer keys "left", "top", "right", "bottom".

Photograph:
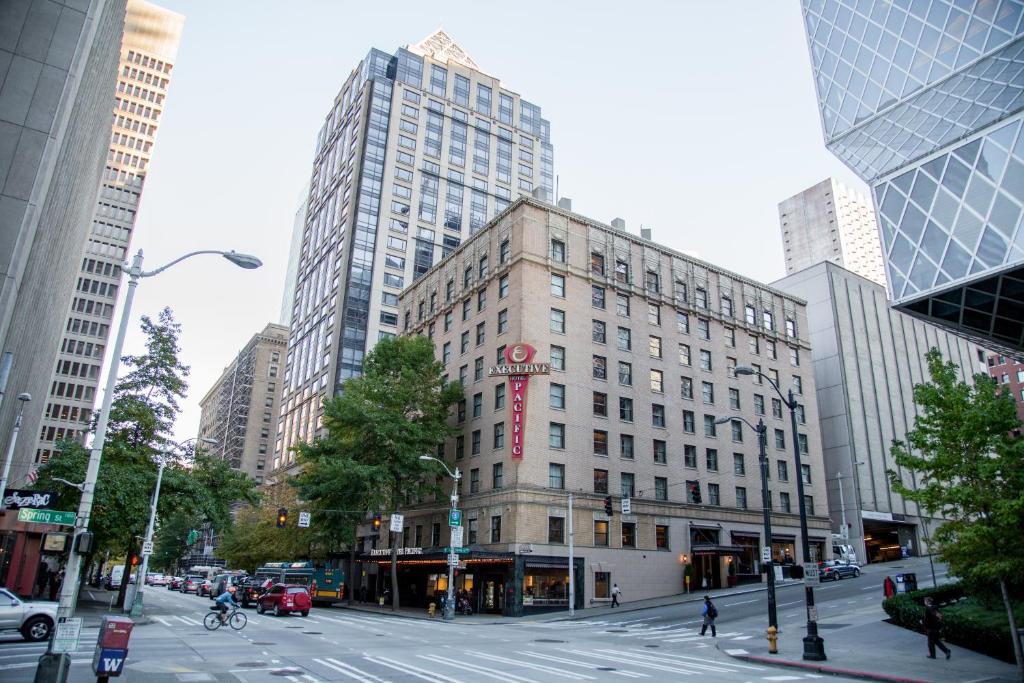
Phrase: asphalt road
[{"left": 0, "top": 560, "right": 943, "bottom": 683}]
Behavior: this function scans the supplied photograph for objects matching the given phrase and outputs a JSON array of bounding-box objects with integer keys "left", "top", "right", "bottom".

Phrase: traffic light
[
  {"left": 603, "top": 495, "right": 613, "bottom": 516},
  {"left": 276, "top": 507, "right": 288, "bottom": 528},
  {"left": 687, "top": 481, "right": 702, "bottom": 504},
  {"left": 130, "top": 555, "right": 139, "bottom": 567},
  {"left": 372, "top": 513, "right": 382, "bottom": 532}
]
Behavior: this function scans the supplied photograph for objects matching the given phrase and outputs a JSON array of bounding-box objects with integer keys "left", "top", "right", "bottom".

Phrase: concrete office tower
[
  {"left": 801, "top": 1, "right": 1024, "bottom": 353},
  {"left": 0, "top": 0, "right": 128, "bottom": 490},
  {"left": 779, "top": 178, "right": 887, "bottom": 286},
  {"left": 197, "top": 324, "right": 288, "bottom": 485},
  {"left": 987, "top": 352, "right": 1024, "bottom": 429},
  {"left": 369, "top": 198, "right": 831, "bottom": 613},
  {"left": 275, "top": 31, "right": 554, "bottom": 471},
  {"left": 775, "top": 262, "right": 987, "bottom": 564},
  {"left": 32, "top": 0, "right": 183, "bottom": 466},
  {"left": 279, "top": 194, "right": 307, "bottom": 327}
]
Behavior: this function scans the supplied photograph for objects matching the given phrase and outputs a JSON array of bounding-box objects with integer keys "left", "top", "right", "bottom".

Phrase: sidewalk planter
[{"left": 883, "top": 584, "right": 1017, "bottom": 664}]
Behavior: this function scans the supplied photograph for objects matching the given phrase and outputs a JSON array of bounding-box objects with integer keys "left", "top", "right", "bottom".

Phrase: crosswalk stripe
[
  {"left": 418, "top": 653, "right": 536, "bottom": 682},
  {"left": 365, "top": 654, "right": 463, "bottom": 683},
  {"left": 465, "top": 651, "right": 595, "bottom": 680},
  {"left": 314, "top": 657, "right": 387, "bottom": 683},
  {"left": 516, "top": 651, "right": 648, "bottom": 679},
  {"left": 567, "top": 649, "right": 703, "bottom": 675},
  {"left": 175, "top": 615, "right": 200, "bottom": 626},
  {"left": 624, "top": 649, "right": 767, "bottom": 672},
  {"left": 598, "top": 649, "right": 737, "bottom": 674},
  {"left": 731, "top": 635, "right": 753, "bottom": 640}
]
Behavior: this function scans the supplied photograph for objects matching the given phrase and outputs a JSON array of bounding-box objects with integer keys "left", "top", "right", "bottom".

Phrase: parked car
[
  {"left": 181, "top": 575, "right": 204, "bottom": 593},
  {"left": 209, "top": 572, "right": 248, "bottom": 600},
  {"left": 819, "top": 560, "right": 862, "bottom": 581},
  {"left": 105, "top": 565, "right": 125, "bottom": 590},
  {"left": 150, "top": 574, "right": 169, "bottom": 587},
  {"left": 0, "top": 588, "right": 57, "bottom": 642},
  {"left": 257, "top": 584, "right": 312, "bottom": 617},
  {"left": 197, "top": 579, "right": 214, "bottom": 597},
  {"left": 167, "top": 576, "right": 183, "bottom": 590},
  {"left": 236, "top": 576, "right": 267, "bottom": 608}
]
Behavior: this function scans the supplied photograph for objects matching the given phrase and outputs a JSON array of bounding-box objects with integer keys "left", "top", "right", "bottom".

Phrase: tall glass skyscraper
[
  {"left": 274, "top": 31, "right": 554, "bottom": 472},
  {"left": 801, "top": 0, "right": 1024, "bottom": 352}
]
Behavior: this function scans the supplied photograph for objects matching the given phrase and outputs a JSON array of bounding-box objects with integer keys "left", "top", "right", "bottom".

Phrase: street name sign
[
  {"left": 17, "top": 508, "right": 75, "bottom": 526},
  {"left": 443, "top": 546, "right": 469, "bottom": 554},
  {"left": 389, "top": 514, "right": 404, "bottom": 533},
  {"left": 298, "top": 511, "right": 311, "bottom": 528}
]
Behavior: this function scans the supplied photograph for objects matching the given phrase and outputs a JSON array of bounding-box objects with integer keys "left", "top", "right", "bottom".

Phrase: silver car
[{"left": 0, "top": 588, "right": 57, "bottom": 641}]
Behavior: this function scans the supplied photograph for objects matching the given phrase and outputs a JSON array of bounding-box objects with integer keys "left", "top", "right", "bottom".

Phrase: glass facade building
[
  {"left": 274, "top": 31, "right": 554, "bottom": 471},
  {"left": 801, "top": 0, "right": 1024, "bottom": 351}
]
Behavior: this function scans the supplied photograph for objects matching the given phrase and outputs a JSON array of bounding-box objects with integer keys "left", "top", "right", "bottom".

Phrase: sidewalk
[
  {"left": 718, "top": 618, "right": 1019, "bottom": 683},
  {"left": 73, "top": 588, "right": 154, "bottom": 627}
]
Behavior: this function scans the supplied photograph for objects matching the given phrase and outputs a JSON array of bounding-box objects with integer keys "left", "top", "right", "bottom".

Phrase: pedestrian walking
[
  {"left": 611, "top": 583, "right": 621, "bottom": 607},
  {"left": 35, "top": 563, "right": 48, "bottom": 598},
  {"left": 923, "top": 597, "right": 951, "bottom": 660},
  {"left": 700, "top": 595, "right": 717, "bottom": 637}
]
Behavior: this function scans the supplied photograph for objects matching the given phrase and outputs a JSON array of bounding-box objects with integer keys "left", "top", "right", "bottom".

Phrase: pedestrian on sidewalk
[
  {"left": 611, "top": 583, "right": 621, "bottom": 607},
  {"left": 700, "top": 595, "right": 717, "bottom": 637},
  {"left": 923, "top": 597, "right": 951, "bottom": 660}
]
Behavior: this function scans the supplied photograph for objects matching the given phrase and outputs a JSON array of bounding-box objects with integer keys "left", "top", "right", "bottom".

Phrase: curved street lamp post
[
  {"left": 419, "top": 455, "right": 460, "bottom": 620},
  {"left": 735, "top": 365, "right": 826, "bottom": 662}
]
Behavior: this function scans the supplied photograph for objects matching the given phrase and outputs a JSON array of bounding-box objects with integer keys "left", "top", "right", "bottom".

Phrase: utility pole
[
  {"left": 756, "top": 419, "right": 778, "bottom": 629},
  {"left": 567, "top": 493, "right": 574, "bottom": 617},
  {"left": 0, "top": 392, "right": 31, "bottom": 512},
  {"left": 836, "top": 471, "right": 848, "bottom": 540}
]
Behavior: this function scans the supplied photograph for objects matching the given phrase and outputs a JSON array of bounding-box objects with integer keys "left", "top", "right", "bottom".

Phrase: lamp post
[
  {"left": 735, "top": 365, "right": 826, "bottom": 661},
  {"left": 127, "top": 436, "right": 217, "bottom": 616},
  {"left": 715, "top": 414, "right": 776, "bottom": 629},
  {"left": 0, "top": 392, "right": 31, "bottom": 512},
  {"left": 40, "top": 248, "right": 260, "bottom": 682},
  {"left": 420, "top": 455, "right": 461, "bottom": 620}
]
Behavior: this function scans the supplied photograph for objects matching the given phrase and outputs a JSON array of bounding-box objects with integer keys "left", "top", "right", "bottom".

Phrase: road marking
[
  {"left": 516, "top": 651, "right": 648, "bottom": 679},
  {"left": 314, "top": 657, "right": 387, "bottom": 682},
  {"left": 631, "top": 650, "right": 766, "bottom": 672},
  {"left": 567, "top": 649, "right": 703, "bottom": 675},
  {"left": 419, "top": 653, "right": 538, "bottom": 682},
  {"left": 731, "top": 635, "right": 754, "bottom": 641},
  {"left": 464, "top": 650, "right": 595, "bottom": 680},
  {"left": 722, "top": 599, "right": 757, "bottom": 606},
  {"left": 174, "top": 615, "right": 201, "bottom": 626},
  {"left": 365, "top": 654, "right": 463, "bottom": 683},
  {"left": 611, "top": 616, "right": 658, "bottom": 625},
  {"left": 777, "top": 601, "right": 801, "bottom": 606},
  {"left": 153, "top": 616, "right": 173, "bottom": 626},
  {"left": 764, "top": 677, "right": 805, "bottom": 681}
]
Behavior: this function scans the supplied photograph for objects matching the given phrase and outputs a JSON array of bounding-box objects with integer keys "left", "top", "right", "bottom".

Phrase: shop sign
[
  {"left": 3, "top": 488, "right": 56, "bottom": 509},
  {"left": 487, "top": 344, "right": 548, "bottom": 461},
  {"left": 369, "top": 547, "right": 423, "bottom": 556}
]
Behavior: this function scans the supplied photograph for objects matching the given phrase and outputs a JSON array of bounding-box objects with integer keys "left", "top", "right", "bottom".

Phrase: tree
[
  {"left": 889, "top": 347, "right": 1024, "bottom": 677},
  {"left": 311, "top": 336, "right": 463, "bottom": 610},
  {"left": 216, "top": 482, "right": 317, "bottom": 572}
]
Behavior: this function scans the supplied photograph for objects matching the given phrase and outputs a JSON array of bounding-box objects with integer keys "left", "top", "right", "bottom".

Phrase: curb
[{"left": 718, "top": 646, "right": 931, "bottom": 683}]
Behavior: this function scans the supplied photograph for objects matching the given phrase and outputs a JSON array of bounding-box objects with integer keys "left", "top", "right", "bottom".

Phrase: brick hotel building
[{"left": 357, "top": 198, "right": 832, "bottom": 615}]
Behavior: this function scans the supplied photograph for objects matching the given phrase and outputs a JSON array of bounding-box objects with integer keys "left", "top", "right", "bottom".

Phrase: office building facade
[
  {"left": 275, "top": 31, "right": 554, "bottom": 472},
  {"left": 32, "top": 0, "right": 183, "bottom": 466},
  {"left": 775, "top": 261, "right": 987, "bottom": 563},
  {"left": 801, "top": 0, "right": 1024, "bottom": 352},
  {"left": 987, "top": 352, "right": 1024, "bottom": 429},
  {"left": 197, "top": 323, "right": 288, "bottom": 485},
  {"left": 779, "top": 177, "right": 887, "bottom": 286},
  {"left": 357, "top": 198, "right": 831, "bottom": 614}
]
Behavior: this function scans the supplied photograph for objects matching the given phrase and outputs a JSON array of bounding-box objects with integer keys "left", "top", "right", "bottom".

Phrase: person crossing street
[{"left": 700, "top": 595, "right": 717, "bottom": 637}]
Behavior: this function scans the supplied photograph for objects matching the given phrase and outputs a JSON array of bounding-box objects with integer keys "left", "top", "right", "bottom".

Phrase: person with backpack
[
  {"left": 700, "top": 595, "right": 717, "bottom": 637},
  {"left": 923, "top": 597, "right": 951, "bottom": 659},
  {"left": 611, "top": 583, "right": 622, "bottom": 607}
]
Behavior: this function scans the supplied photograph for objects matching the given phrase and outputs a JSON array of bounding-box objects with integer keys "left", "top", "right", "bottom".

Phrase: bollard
[
  {"left": 767, "top": 626, "right": 779, "bottom": 654},
  {"left": 378, "top": 596, "right": 384, "bottom": 607}
]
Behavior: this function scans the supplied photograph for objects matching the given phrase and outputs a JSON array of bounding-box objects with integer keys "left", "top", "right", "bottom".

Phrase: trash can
[
  {"left": 903, "top": 572, "right": 918, "bottom": 592},
  {"left": 895, "top": 574, "right": 907, "bottom": 593}
]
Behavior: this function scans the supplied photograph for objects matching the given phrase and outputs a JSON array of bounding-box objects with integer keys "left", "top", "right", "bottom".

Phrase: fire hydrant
[
  {"left": 428, "top": 602, "right": 437, "bottom": 618},
  {"left": 767, "top": 626, "right": 779, "bottom": 654}
]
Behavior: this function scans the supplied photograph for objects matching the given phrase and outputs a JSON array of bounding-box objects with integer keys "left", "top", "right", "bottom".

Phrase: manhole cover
[
  {"left": 234, "top": 662, "right": 266, "bottom": 668},
  {"left": 269, "top": 669, "right": 304, "bottom": 677},
  {"left": 816, "top": 623, "right": 851, "bottom": 630},
  {"left": 597, "top": 667, "right": 616, "bottom": 671},
  {"left": 533, "top": 639, "right": 566, "bottom": 643},
  {"left": 303, "top": 631, "right": 323, "bottom": 635},
  {"left": 605, "top": 629, "right": 628, "bottom": 633},
  {"left": 644, "top": 645, "right": 660, "bottom": 648}
]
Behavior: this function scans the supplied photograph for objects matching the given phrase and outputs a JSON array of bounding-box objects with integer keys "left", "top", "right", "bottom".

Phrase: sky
[{"left": 121, "top": 0, "right": 867, "bottom": 445}]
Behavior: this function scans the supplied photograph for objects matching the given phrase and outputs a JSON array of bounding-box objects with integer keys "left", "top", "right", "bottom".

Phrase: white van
[{"left": 106, "top": 565, "right": 125, "bottom": 589}]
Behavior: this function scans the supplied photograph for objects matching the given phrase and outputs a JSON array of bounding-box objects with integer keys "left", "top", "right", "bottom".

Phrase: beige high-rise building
[
  {"left": 33, "top": 0, "right": 184, "bottom": 465},
  {"left": 197, "top": 324, "right": 288, "bottom": 485},
  {"left": 778, "top": 178, "right": 887, "bottom": 288},
  {"left": 355, "top": 198, "right": 832, "bottom": 615}
]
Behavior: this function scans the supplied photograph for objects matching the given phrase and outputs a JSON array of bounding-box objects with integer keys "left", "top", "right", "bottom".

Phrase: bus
[{"left": 253, "top": 561, "right": 345, "bottom": 606}]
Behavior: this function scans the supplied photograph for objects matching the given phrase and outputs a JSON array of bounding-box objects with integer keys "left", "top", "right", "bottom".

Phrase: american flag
[{"left": 26, "top": 467, "right": 38, "bottom": 485}]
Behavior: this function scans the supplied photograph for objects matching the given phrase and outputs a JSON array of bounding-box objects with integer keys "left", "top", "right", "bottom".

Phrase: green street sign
[
  {"left": 448, "top": 509, "right": 462, "bottom": 527},
  {"left": 17, "top": 508, "right": 76, "bottom": 526},
  {"left": 443, "top": 547, "right": 470, "bottom": 555}
]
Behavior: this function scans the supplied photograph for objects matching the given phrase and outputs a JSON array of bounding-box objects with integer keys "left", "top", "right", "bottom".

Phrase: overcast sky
[{"left": 120, "top": 0, "right": 866, "bottom": 445}]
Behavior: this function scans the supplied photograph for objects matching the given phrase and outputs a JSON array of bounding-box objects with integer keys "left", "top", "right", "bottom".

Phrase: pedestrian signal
[{"left": 276, "top": 507, "right": 288, "bottom": 528}]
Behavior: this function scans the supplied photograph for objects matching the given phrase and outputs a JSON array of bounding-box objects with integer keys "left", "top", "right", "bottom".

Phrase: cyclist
[{"left": 214, "top": 585, "right": 239, "bottom": 624}]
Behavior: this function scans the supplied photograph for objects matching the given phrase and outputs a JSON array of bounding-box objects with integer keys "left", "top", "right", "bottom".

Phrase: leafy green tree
[
  {"left": 889, "top": 348, "right": 1024, "bottom": 675},
  {"left": 308, "top": 336, "right": 463, "bottom": 610},
  {"left": 216, "top": 482, "right": 317, "bottom": 572},
  {"left": 151, "top": 509, "right": 199, "bottom": 572}
]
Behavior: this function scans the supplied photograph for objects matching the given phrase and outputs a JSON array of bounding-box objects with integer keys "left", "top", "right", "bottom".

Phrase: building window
[
  {"left": 495, "top": 383, "right": 505, "bottom": 409},
  {"left": 617, "top": 327, "right": 632, "bottom": 351},
  {"left": 724, "top": 327, "right": 735, "bottom": 347},
  {"left": 620, "top": 434, "right": 634, "bottom": 459},
  {"left": 474, "top": 357, "right": 484, "bottom": 381},
  {"left": 736, "top": 487, "right": 747, "bottom": 509},
  {"left": 550, "top": 383, "right": 565, "bottom": 409},
  {"left": 493, "top": 422, "right": 504, "bottom": 449},
  {"left": 594, "top": 468, "right": 609, "bottom": 493},
  {"left": 470, "top": 468, "right": 480, "bottom": 493},
  {"left": 763, "top": 310, "right": 774, "bottom": 330},
  {"left": 493, "top": 462, "right": 503, "bottom": 488},
  {"left": 749, "top": 335, "right": 760, "bottom": 355},
  {"left": 593, "top": 355, "right": 607, "bottom": 380},
  {"left": 745, "top": 304, "right": 756, "bottom": 325},
  {"left": 731, "top": 420, "right": 743, "bottom": 442},
  {"left": 551, "top": 345, "right": 565, "bottom": 371},
  {"left": 616, "top": 294, "right": 630, "bottom": 317},
  {"left": 652, "top": 403, "right": 666, "bottom": 427},
  {"left": 618, "top": 361, "right": 633, "bottom": 386},
  {"left": 621, "top": 522, "right": 636, "bottom": 548},
  {"left": 775, "top": 429, "right": 785, "bottom": 449},
  {"left": 548, "top": 516, "right": 565, "bottom": 543},
  {"left": 648, "top": 303, "right": 661, "bottom": 326},
  {"left": 687, "top": 480, "right": 702, "bottom": 504},
  {"left": 619, "top": 397, "right": 633, "bottom": 422},
  {"left": 721, "top": 296, "right": 733, "bottom": 317},
  {"left": 594, "top": 521, "right": 609, "bottom": 546},
  {"left": 593, "top": 429, "right": 608, "bottom": 456},
  {"left": 772, "top": 398, "right": 783, "bottom": 419},
  {"left": 551, "top": 273, "right": 566, "bottom": 297},
  {"left": 650, "top": 370, "right": 664, "bottom": 393},
  {"left": 754, "top": 394, "right": 765, "bottom": 415},
  {"left": 684, "top": 444, "right": 697, "bottom": 467},
  {"left": 729, "top": 387, "right": 740, "bottom": 409},
  {"left": 790, "top": 347, "right": 800, "bottom": 367},
  {"left": 549, "top": 423, "right": 565, "bottom": 449},
  {"left": 591, "top": 252, "right": 605, "bottom": 275},
  {"left": 695, "top": 287, "right": 707, "bottom": 309},
  {"left": 733, "top": 453, "right": 745, "bottom": 475},
  {"left": 702, "top": 381, "right": 715, "bottom": 404},
  {"left": 804, "top": 495, "right": 814, "bottom": 515},
  {"left": 649, "top": 335, "right": 662, "bottom": 358},
  {"left": 801, "top": 463, "right": 811, "bottom": 484},
  {"left": 491, "top": 515, "right": 502, "bottom": 543},
  {"left": 473, "top": 392, "right": 483, "bottom": 418},
  {"left": 551, "top": 239, "right": 566, "bottom": 263},
  {"left": 700, "top": 349, "right": 712, "bottom": 371},
  {"left": 476, "top": 322, "right": 485, "bottom": 346},
  {"left": 471, "top": 429, "right": 481, "bottom": 455},
  {"left": 683, "top": 410, "right": 695, "bottom": 434},
  {"left": 708, "top": 483, "right": 720, "bottom": 506},
  {"left": 704, "top": 414, "right": 717, "bottom": 437},
  {"left": 706, "top": 448, "right": 719, "bottom": 471},
  {"left": 497, "top": 308, "right": 508, "bottom": 333},
  {"left": 698, "top": 318, "right": 710, "bottom": 340},
  {"left": 550, "top": 308, "right": 565, "bottom": 333},
  {"left": 499, "top": 275, "right": 509, "bottom": 298},
  {"left": 786, "top": 318, "right": 797, "bottom": 337},
  {"left": 592, "top": 285, "right": 606, "bottom": 309},
  {"left": 655, "top": 477, "right": 668, "bottom": 501},
  {"left": 679, "top": 343, "right": 691, "bottom": 366},
  {"left": 653, "top": 439, "right": 667, "bottom": 464},
  {"left": 777, "top": 460, "right": 788, "bottom": 481},
  {"left": 677, "top": 311, "right": 690, "bottom": 334},
  {"left": 621, "top": 472, "right": 635, "bottom": 498},
  {"left": 468, "top": 518, "right": 478, "bottom": 544},
  {"left": 656, "top": 524, "right": 669, "bottom": 549},
  {"left": 549, "top": 463, "right": 565, "bottom": 489},
  {"left": 780, "top": 492, "right": 791, "bottom": 513},
  {"left": 593, "top": 319, "right": 606, "bottom": 344},
  {"left": 615, "top": 259, "right": 630, "bottom": 283}
]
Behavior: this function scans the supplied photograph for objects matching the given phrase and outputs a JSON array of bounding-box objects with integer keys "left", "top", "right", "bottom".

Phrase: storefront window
[
  {"left": 522, "top": 567, "right": 568, "bottom": 606},
  {"left": 594, "top": 571, "right": 610, "bottom": 599},
  {"left": 772, "top": 539, "right": 796, "bottom": 564},
  {"left": 732, "top": 534, "right": 758, "bottom": 575}
]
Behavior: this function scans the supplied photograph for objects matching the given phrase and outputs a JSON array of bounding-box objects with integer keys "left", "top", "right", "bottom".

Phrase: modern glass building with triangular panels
[{"left": 801, "top": 0, "right": 1024, "bottom": 353}]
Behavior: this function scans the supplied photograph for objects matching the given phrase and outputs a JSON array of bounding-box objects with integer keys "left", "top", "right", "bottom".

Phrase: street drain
[
  {"left": 285, "top": 626, "right": 303, "bottom": 629},
  {"left": 270, "top": 669, "right": 304, "bottom": 676},
  {"left": 644, "top": 645, "right": 660, "bottom": 648},
  {"left": 533, "top": 639, "right": 566, "bottom": 643},
  {"left": 234, "top": 662, "right": 267, "bottom": 668},
  {"left": 303, "top": 631, "right": 323, "bottom": 635},
  {"left": 597, "top": 667, "right": 616, "bottom": 671},
  {"left": 605, "top": 629, "right": 628, "bottom": 633}
]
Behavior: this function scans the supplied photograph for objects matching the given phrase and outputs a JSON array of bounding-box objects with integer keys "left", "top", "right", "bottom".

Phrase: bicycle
[{"left": 204, "top": 606, "right": 247, "bottom": 631}]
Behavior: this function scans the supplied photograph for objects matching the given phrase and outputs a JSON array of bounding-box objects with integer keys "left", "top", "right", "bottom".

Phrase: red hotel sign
[{"left": 488, "top": 343, "right": 550, "bottom": 460}]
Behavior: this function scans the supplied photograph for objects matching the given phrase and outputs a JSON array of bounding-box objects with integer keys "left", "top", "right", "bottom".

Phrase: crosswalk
[{"left": 521, "top": 618, "right": 757, "bottom": 644}]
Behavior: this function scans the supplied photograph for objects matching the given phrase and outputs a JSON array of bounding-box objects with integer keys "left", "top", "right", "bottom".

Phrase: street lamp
[
  {"left": 715, "top": 414, "right": 776, "bottom": 629},
  {"left": 735, "top": 364, "right": 826, "bottom": 661},
  {"left": 51, "top": 248, "right": 261, "bottom": 631},
  {"left": 127, "top": 436, "right": 217, "bottom": 616},
  {"left": 419, "top": 455, "right": 461, "bottom": 620},
  {"left": 0, "top": 392, "right": 31, "bottom": 513},
  {"left": 831, "top": 461, "right": 865, "bottom": 543}
]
